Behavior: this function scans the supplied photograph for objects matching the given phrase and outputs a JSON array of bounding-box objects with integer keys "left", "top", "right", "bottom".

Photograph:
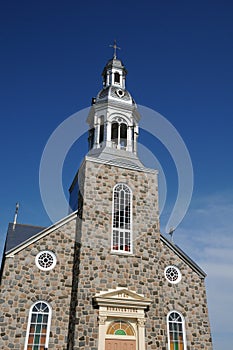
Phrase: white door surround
[{"left": 93, "top": 287, "right": 151, "bottom": 350}]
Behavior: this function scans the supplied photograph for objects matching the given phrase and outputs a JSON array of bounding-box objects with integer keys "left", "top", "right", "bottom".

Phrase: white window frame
[
  {"left": 24, "top": 301, "right": 52, "bottom": 350},
  {"left": 35, "top": 250, "right": 57, "bottom": 271},
  {"left": 111, "top": 183, "right": 133, "bottom": 254},
  {"left": 164, "top": 265, "right": 182, "bottom": 284},
  {"left": 167, "top": 311, "right": 187, "bottom": 350}
]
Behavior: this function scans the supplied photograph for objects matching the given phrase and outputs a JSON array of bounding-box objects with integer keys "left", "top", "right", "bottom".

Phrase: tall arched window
[
  {"left": 112, "top": 184, "right": 132, "bottom": 253},
  {"left": 167, "top": 311, "right": 186, "bottom": 350},
  {"left": 25, "top": 301, "right": 52, "bottom": 350}
]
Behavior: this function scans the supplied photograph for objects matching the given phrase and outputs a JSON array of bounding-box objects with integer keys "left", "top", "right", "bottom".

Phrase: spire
[
  {"left": 109, "top": 40, "right": 121, "bottom": 59},
  {"left": 13, "top": 202, "right": 19, "bottom": 230},
  {"left": 101, "top": 53, "right": 127, "bottom": 89}
]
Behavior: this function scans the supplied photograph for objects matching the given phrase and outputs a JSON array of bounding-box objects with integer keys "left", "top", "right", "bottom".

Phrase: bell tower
[
  {"left": 69, "top": 48, "right": 148, "bottom": 212},
  {"left": 67, "top": 49, "right": 161, "bottom": 350},
  {"left": 86, "top": 54, "right": 141, "bottom": 160}
]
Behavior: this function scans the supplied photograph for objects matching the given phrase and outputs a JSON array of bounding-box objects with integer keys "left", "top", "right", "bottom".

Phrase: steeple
[
  {"left": 86, "top": 49, "right": 141, "bottom": 165},
  {"left": 102, "top": 57, "right": 127, "bottom": 89},
  {"left": 109, "top": 39, "right": 121, "bottom": 59}
]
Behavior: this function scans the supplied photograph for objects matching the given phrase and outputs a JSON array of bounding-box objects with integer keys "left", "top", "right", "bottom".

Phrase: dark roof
[{"left": 5, "top": 223, "right": 46, "bottom": 253}]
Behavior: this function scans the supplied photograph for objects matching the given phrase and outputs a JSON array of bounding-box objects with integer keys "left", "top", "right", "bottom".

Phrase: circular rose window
[
  {"left": 35, "top": 251, "right": 56, "bottom": 271},
  {"left": 164, "top": 266, "right": 182, "bottom": 284}
]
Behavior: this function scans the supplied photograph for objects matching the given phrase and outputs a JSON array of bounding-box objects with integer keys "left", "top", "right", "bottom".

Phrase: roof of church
[
  {"left": 2, "top": 214, "right": 206, "bottom": 279},
  {"left": 4, "top": 211, "right": 79, "bottom": 256},
  {"left": 160, "top": 234, "right": 206, "bottom": 278},
  {"left": 4, "top": 223, "right": 46, "bottom": 253}
]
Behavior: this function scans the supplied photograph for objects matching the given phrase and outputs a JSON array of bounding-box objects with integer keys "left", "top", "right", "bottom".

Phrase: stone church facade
[{"left": 0, "top": 53, "right": 212, "bottom": 350}]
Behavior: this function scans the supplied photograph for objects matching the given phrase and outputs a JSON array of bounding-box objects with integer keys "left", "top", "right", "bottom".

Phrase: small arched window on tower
[
  {"left": 120, "top": 123, "right": 127, "bottom": 148},
  {"left": 167, "top": 311, "right": 187, "bottom": 350},
  {"left": 103, "top": 72, "right": 107, "bottom": 87},
  {"left": 112, "top": 184, "right": 132, "bottom": 253},
  {"left": 111, "top": 122, "right": 118, "bottom": 147},
  {"left": 25, "top": 301, "right": 52, "bottom": 350},
  {"left": 99, "top": 116, "right": 104, "bottom": 145},
  {"left": 114, "top": 72, "right": 120, "bottom": 84},
  {"left": 111, "top": 119, "right": 128, "bottom": 150},
  {"left": 88, "top": 127, "right": 95, "bottom": 150}
]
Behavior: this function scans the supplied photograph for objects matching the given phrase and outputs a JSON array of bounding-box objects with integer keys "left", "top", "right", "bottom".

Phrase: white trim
[
  {"left": 160, "top": 235, "right": 206, "bottom": 278},
  {"left": 167, "top": 310, "right": 187, "bottom": 350},
  {"left": 164, "top": 265, "right": 182, "bottom": 284},
  {"left": 108, "top": 112, "right": 131, "bottom": 125},
  {"left": 24, "top": 301, "right": 52, "bottom": 350},
  {"left": 35, "top": 250, "right": 57, "bottom": 271},
  {"left": 106, "top": 320, "right": 136, "bottom": 338},
  {"left": 85, "top": 156, "right": 158, "bottom": 174},
  {"left": 6, "top": 210, "right": 78, "bottom": 257}
]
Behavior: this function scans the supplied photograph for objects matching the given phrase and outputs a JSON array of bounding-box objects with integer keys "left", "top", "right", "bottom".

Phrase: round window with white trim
[
  {"left": 164, "top": 265, "right": 182, "bottom": 284},
  {"left": 35, "top": 251, "right": 57, "bottom": 271}
]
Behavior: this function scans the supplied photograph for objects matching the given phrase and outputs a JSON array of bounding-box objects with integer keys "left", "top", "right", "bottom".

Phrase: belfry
[{"left": 0, "top": 47, "right": 212, "bottom": 350}]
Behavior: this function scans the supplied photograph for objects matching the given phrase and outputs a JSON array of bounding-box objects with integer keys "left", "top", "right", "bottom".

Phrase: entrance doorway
[
  {"left": 105, "top": 339, "right": 136, "bottom": 350},
  {"left": 105, "top": 321, "right": 136, "bottom": 350}
]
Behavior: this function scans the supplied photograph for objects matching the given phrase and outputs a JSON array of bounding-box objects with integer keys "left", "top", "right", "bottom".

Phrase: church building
[{"left": 0, "top": 49, "right": 213, "bottom": 350}]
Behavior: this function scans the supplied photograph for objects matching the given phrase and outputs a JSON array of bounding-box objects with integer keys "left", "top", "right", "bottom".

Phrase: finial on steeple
[
  {"left": 168, "top": 227, "right": 175, "bottom": 243},
  {"left": 109, "top": 39, "right": 121, "bottom": 59},
  {"left": 13, "top": 202, "right": 19, "bottom": 230}
]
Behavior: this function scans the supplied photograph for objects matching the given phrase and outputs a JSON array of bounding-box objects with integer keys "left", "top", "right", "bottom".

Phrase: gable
[
  {"left": 160, "top": 234, "right": 206, "bottom": 278},
  {"left": 5, "top": 210, "right": 78, "bottom": 257},
  {"left": 94, "top": 287, "right": 151, "bottom": 309},
  {"left": 94, "top": 287, "right": 148, "bottom": 301}
]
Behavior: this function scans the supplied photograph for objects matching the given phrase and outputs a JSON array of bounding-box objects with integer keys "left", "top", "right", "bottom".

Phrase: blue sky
[{"left": 0, "top": 1, "right": 233, "bottom": 348}]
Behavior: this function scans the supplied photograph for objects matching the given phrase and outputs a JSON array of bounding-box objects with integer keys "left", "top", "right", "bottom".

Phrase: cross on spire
[{"left": 109, "top": 40, "right": 121, "bottom": 59}]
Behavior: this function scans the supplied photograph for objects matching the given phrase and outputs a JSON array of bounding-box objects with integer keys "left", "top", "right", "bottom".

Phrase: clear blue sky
[{"left": 1, "top": 1, "right": 233, "bottom": 348}]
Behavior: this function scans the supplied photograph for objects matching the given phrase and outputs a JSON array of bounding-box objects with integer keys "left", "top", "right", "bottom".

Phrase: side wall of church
[
  {"left": 73, "top": 159, "right": 212, "bottom": 350},
  {"left": 158, "top": 241, "right": 212, "bottom": 349},
  {"left": 0, "top": 218, "right": 77, "bottom": 350}
]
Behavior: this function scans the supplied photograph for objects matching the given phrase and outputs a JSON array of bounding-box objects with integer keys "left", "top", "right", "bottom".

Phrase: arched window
[
  {"left": 120, "top": 123, "right": 127, "bottom": 148},
  {"left": 114, "top": 72, "right": 120, "bottom": 83},
  {"left": 105, "top": 320, "right": 136, "bottom": 350},
  {"left": 167, "top": 311, "right": 186, "bottom": 350},
  {"left": 111, "top": 122, "right": 118, "bottom": 145},
  {"left": 25, "top": 301, "right": 52, "bottom": 350},
  {"left": 99, "top": 116, "right": 104, "bottom": 144},
  {"left": 111, "top": 119, "right": 128, "bottom": 149},
  {"left": 107, "top": 320, "right": 135, "bottom": 336},
  {"left": 88, "top": 127, "right": 95, "bottom": 150},
  {"left": 112, "top": 184, "right": 132, "bottom": 253}
]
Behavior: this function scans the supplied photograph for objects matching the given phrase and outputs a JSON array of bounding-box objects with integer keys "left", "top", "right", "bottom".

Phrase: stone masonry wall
[
  {"left": 0, "top": 157, "right": 213, "bottom": 350},
  {"left": 73, "top": 158, "right": 212, "bottom": 350},
  {"left": 0, "top": 218, "right": 77, "bottom": 350}
]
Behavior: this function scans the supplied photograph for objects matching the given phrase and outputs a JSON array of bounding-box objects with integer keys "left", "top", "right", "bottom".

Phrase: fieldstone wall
[
  {"left": 0, "top": 157, "right": 212, "bottom": 350},
  {"left": 72, "top": 158, "right": 212, "bottom": 350},
  {"left": 0, "top": 218, "right": 77, "bottom": 349}
]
